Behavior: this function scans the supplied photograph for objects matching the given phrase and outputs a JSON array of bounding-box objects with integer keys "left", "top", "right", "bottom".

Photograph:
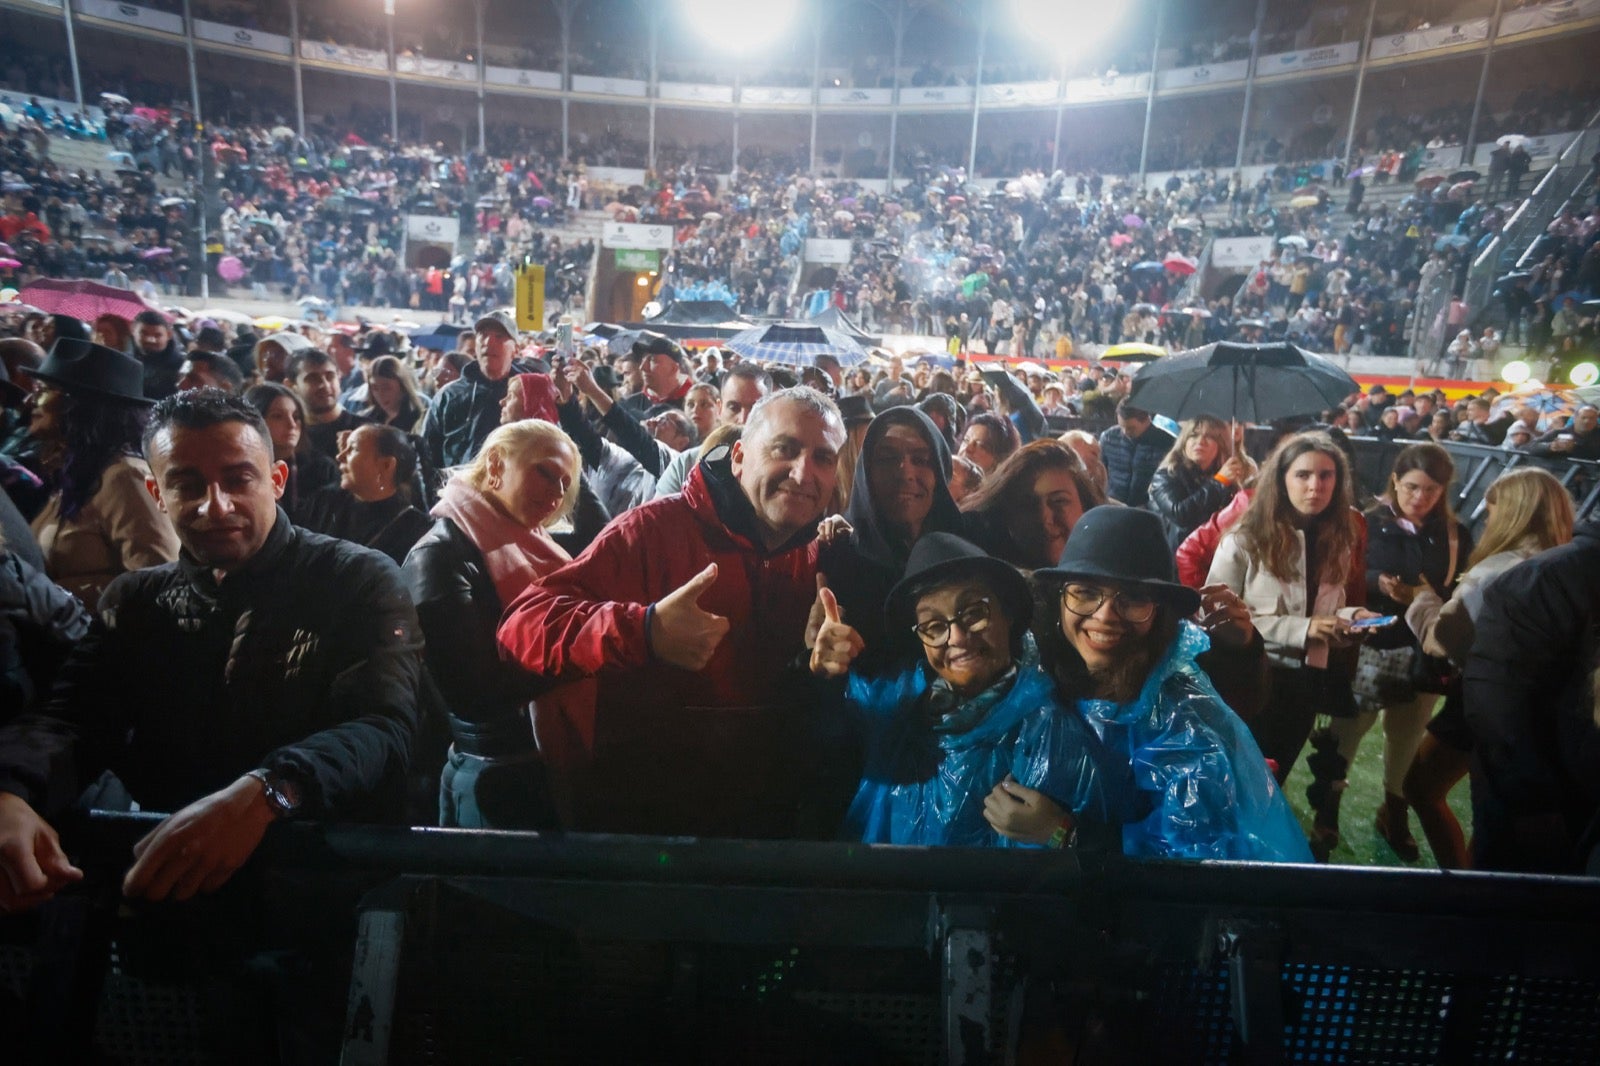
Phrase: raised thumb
[
  {"left": 673, "top": 563, "right": 719, "bottom": 605},
  {"left": 818, "top": 584, "right": 843, "bottom": 625}
]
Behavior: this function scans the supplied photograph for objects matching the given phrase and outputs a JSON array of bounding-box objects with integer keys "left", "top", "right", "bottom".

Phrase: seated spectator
[
  {"left": 27, "top": 338, "right": 178, "bottom": 603},
  {"left": 299, "top": 425, "right": 431, "bottom": 566}
]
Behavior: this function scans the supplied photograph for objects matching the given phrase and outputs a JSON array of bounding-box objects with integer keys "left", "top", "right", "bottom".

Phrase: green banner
[{"left": 614, "top": 249, "right": 660, "bottom": 272}]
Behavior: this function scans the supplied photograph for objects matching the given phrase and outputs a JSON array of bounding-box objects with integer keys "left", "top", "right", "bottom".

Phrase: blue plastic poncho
[
  {"left": 842, "top": 638, "right": 1130, "bottom": 847},
  {"left": 1076, "top": 620, "right": 1313, "bottom": 863}
]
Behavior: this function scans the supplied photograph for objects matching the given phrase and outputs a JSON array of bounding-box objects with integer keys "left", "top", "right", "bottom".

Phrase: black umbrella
[{"left": 1127, "top": 342, "right": 1358, "bottom": 424}]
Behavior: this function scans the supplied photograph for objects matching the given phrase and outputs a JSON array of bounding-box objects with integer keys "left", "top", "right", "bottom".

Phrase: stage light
[
  {"left": 1500, "top": 360, "right": 1531, "bottom": 385},
  {"left": 1015, "top": 0, "right": 1127, "bottom": 59},
  {"left": 1570, "top": 362, "right": 1599, "bottom": 387},
  {"left": 681, "top": 0, "right": 800, "bottom": 53}
]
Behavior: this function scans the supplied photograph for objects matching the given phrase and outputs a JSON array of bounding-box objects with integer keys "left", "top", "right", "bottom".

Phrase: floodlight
[
  {"left": 1500, "top": 360, "right": 1531, "bottom": 386},
  {"left": 682, "top": 0, "right": 800, "bottom": 52},
  {"left": 1570, "top": 362, "right": 1599, "bottom": 388},
  {"left": 1015, "top": 0, "right": 1127, "bottom": 59}
]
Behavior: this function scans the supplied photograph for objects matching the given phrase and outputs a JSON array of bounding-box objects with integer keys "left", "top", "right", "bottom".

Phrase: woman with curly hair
[{"left": 960, "top": 439, "right": 1106, "bottom": 571}]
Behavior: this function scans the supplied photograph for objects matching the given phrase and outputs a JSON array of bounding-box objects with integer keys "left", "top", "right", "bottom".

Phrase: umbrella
[
  {"left": 1122, "top": 214, "right": 1144, "bottom": 228},
  {"left": 833, "top": 209, "right": 855, "bottom": 222},
  {"left": 1131, "top": 262, "right": 1165, "bottom": 276},
  {"left": 912, "top": 352, "right": 956, "bottom": 369},
  {"left": 946, "top": 195, "right": 966, "bottom": 205},
  {"left": 1127, "top": 342, "right": 1357, "bottom": 423},
  {"left": 1496, "top": 134, "right": 1529, "bottom": 149},
  {"left": 531, "top": 196, "right": 554, "bottom": 208},
  {"left": 1163, "top": 254, "right": 1198, "bottom": 276},
  {"left": 1415, "top": 172, "right": 1448, "bottom": 191},
  {"left": 1131, "top": 303, "right": 1159, "bottom": 314},
  {"left": 1177, "top": 307, "right": 1213, "bottom": 318},
  {"left": 1171, "top": 217, "right": 1203, "bottom": 231},
  {"left": 1350, "top": 164, "right": 1377, "bottom": 178},
  {"left": 198, "top": 308, "right": 254, "bottom": 325},
  {"left": 582, "top": 322, "right": 622, "bottom": 339},
  {"left": 1580, "top": 299, "right": 1600, "bottom": 314},
  {"left": 607, "top": 329, "right": 645, "bottom": 357},
  {"left": 140, "top": 247, "right": 173, "bottom": 259},
  {"left": 0, "top": 258, "right": 20, "bottom": 270},
  {"left": 701, "top": 211, "right": 723, "bottom": 221},
  {"left": 1289, "top": 194, "right": 1321, "bottom": 209},
  {"left": 19, "top": 279, "right": 159, "bottom": 323},
  {"left": 99, "top": 92, "right": 130, "bottom": 106},
  {"left": 217, "top": 256, "right": 245, "bottom": 282},
  {"left": 1108, "top": 233, "right": 1135, "bottom": 249},
  {"left": 297, "top": 295, "right": 332, "bottom": 310},
  {"left": 0, "top": 243, "right": 13, "bottom": 256},
  {"left": 0, "top": 181, "right": 29, "bottom": 193},
  {"left": 1488, "top": 385, "right": 1580, "bottom": 421},
  {"left": 1434, "top": 234, "right": 1472, "bottom": 251},
  {"left": 724, "top": 322, "right": 868, "bottom": 368},
  {"left": 1100, "top": 342, "right": 1167, "bottom": 363},
  {"left": 1449, "top": 169, "right": 1481, "bottom": 183},
  {"left": 1278, "top": 235, "right": 1309, "bottom": 248},
  {"left": 159, "top": 196, "right": 186, "bottom": 209},
  {"left": 252, "top": 315, "right": 308, "bottom": 331},
  {"left": 106, "top": 150, "right": 135, "bottom": 168}
]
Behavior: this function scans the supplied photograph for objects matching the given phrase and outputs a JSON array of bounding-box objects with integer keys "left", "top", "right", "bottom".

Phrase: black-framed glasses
[
  {"left": 911, "top": 598, "right": 993, "bottom": 647},
  {"left": 1061, "top": 584, "right": 1157, "bottom": 624}
]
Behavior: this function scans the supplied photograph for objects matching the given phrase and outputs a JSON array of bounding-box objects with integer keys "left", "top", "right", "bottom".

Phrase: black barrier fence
[{"left": 5, "top": 812, "right": 1600, "bottom": 1065}]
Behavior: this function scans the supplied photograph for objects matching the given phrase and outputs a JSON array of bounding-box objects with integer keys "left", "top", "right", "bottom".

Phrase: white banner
[
  {"left": 405, "top": 215, "right": 460, "bottom": 245},
  {"left": 804, "top": 238, "right": 853, "bottom": 265},
  {"left": 484, "top": 66, "right": 561, "bottom": 90},
  {"left": 74, "top": 0, "right": 183, "bottom": 34},
  {"left": 1370, "top": 19, "right": 1490, "bottom": 59},
  {"left": 818, "top": 87, "right": 894, "bottom": 106},
  {"left": 1500, "top": 0, "right": 1600, "bottom": 35},
  {"left": 1155, "top": 59, "right": 1251, "bottom": 91},
  {"left": 1472, "top": 130, "right": 1578, "bottom": 166},
  {"left": 396, "top": 56, "right": 475, "bottom": 82},
  {"left": 20, "top": 0, "right": 63, "bottom": 9},
  {"left": 601, "top": 221, "right": 674, "bottom": 251},
  {"left": 740, "top": 86, "right": 812, "bottom": 106},
  {"left": 1210, "top": 235, "right": 1275, "bottom": 270},
  {"left": 1259, "top": 41, "right": 1360, "bottom": 76},
  {"left": 659, "top": 82, "right": 735, "bottom": 105},
  {"left": 979, "top": 81, "right": 1059, "bottom": 106},
  {"left": 571, "top": 74, "right": 647, "bottom": 97},
  {"left": 192, "top": 20, "right": 293, "bottom": 56},
  {"left": 300, "top": 41, "right": 389, "bottom": 71},
  {"left": 1065, "top": 72, "right": 1151, "bottom": 103},
  {"left": 899, "top": 85, "right": 973, "bottom": 106}
]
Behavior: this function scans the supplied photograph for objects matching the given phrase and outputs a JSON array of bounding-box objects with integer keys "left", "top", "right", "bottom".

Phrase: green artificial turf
[{"left": 1281, "top": 708, "right": 1475, "bottom": 869}]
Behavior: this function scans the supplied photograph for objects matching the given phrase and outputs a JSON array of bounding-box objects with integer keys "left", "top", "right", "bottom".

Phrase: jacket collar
[
  {"left": 683, "top": 449, "right": 820, "bottom": 558},
  {"left": 177, "top": 504, "right": 296, "bottom": 602}
]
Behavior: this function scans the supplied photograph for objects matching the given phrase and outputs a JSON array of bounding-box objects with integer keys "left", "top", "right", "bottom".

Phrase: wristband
[{"left": 1047, "top": 814, "right": 1077, "bottom": 850}]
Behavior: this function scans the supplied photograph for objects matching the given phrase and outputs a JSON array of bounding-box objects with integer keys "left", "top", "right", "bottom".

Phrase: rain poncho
[
  {"left": 842, "top": 638, "right": 1131, "bottom": 847},
  {"left": 1075, "top": 620, "right": 1312, "bottom": 862}
]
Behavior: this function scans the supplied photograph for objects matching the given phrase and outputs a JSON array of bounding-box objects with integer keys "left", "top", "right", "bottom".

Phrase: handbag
[
  {"left": 1353, "top": 644, "right": 1417, "bottom": 706},
  {"left": 1408, "top": 520, "right": 1461, "bottom": 696}
]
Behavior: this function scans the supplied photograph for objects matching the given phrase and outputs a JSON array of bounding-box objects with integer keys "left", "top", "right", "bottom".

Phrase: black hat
[
  {"left": 592, "top": 364, "right": 620, "bottom": 391},
  {"left": 0, "top": 359, "right": 22, "bottom": 405},
  {"left": 640, "top": 331, "right": 685, "bottom": 364},
  {"left": 885, "top": 532, "right": 1032, "bottom": 635},
  {"left": 837, "top": 394, "right": 875, "bottom": 426},
  {"left": 1036, "top": 506, "right": 1200, "bottom": 616},
  {"left": 33, "top": 336, "right": 152, "bottom": 406},
  {"left": 50, "top": 314, "right": 91, "bottom": 343},
  {"left": 358, "top": 332, "right": 395, "bottom": 357}
]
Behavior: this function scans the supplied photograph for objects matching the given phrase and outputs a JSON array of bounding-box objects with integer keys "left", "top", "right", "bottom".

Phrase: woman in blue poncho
[
  {"left": 809, "top": 532, "right": 1128, "bottom": 848},
  {"left": 985, "top": 506, "right": 1313, "bottom": 863}
]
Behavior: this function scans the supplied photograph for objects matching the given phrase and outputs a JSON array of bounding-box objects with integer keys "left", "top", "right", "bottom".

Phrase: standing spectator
[
  {"left": 1147, "top": 417, "right": 1249, "bottom": 554},
  {"left": 423, "top": 310, "right": 534, "bottom": 468},
  {"left": 1098, "top": 400, "right": 1175, "bottom": 508},
  {"left": 130, "top": 310, "right": 185, "bottom": 403},
  {"left": 291, "top": 350, "right": 368, "bottom": 461}
]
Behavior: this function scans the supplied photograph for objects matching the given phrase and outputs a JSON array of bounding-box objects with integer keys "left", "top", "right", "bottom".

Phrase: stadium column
[
  {"left": 1342, "top": 0, "right": 1379, "bottom": 167},
  {"left": 386, "top": 0, "right": 398, "bottom": 142},
  {"left": 648, "top": 5, "right": 659, "bottom": 172},
  {"left": 1464, "top": 0, "right": 1507, "bottom": 168},
  {"left": 181, "top": 0, "right": 201, "bottom": 124},
  {"left": 885, "top": 0, "right": 905, "bottom": 187},
  {"left": 288, "top": 0, "right": 305, "bottom": 137},
  {"left": 558, "top": 0, "right": 572, "bottom": 161},
  {"left": 967, "top": 6, "right": 988, "bottom": 179},
  {"left": 61, "top": 0, "right": 84, "bottom": 109},
  {"left": 809, "top": 22, "right": 820, "bottom": 174},
  {"left": 1233, "top": 0, "right": 1268, "bottom": 174},
  {"left": 1136, "top": 0, "right": 1166, "bottom": 185},
  {"left": 732, "top": 70, "right": 740, "bottom": 173},
  {"left": 476, "top": 0, "right": 486, "bottom": 154}
]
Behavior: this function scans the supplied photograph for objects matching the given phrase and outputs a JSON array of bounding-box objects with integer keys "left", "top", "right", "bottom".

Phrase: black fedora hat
[
  {"left": 884, "top": 532, "right": 1032, "bottom": 635},
  {"left": 357, "top": 332, "right": 395, "bottom": 357},
  {"left": 1036, "top": 506, "right": 1200, "bottom": 616},
  {"left": 33, "top": 336, "right": 152, "bottom": 406},
  {"left": 837, "top": 393, "right": 875, "bottom": 426}
]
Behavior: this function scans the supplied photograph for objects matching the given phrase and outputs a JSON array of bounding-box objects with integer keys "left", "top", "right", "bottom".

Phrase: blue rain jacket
[
  {"left": 842, "top": 639, "right": 1131, "bottom": 847},
  {"left": 1076, "top": 621, "right": 1313, "bottom": 862}
]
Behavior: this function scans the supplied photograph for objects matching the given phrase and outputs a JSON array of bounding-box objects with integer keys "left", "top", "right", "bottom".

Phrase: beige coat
[
  {"left": 1208, "top": 527, "right": 1364, "bottom": 669},
  {"left": 31, "top": 455, "right": 178, "bottom": 606}
]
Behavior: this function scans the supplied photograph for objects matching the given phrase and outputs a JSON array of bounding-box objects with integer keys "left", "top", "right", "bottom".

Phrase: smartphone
[{"left": 1349, "top": 615, "right": 1400, "bottom": 630}]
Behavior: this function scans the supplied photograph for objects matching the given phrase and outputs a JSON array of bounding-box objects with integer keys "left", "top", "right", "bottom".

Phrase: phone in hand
[{"left": 1349, "top": 615, "right": 1400, "bottom": 630}]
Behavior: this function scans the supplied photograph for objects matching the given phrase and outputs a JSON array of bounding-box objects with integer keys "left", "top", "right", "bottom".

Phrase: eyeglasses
[
  {"left": 911, "top": 598, "right": 993, "bottom": 647},
  {"left": 1061, "top": 583, "right": 1157, "bottom": 624}
]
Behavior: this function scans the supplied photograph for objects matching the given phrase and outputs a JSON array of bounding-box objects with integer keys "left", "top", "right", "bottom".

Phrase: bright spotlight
[
  {"left": 682, "top": 0, "right": 800, "bottom": 52},
  {"left": 1015, "top": 0, "right": 1127, "bottom": 59},
  {"left": 1570, "top": 362, "right": 1599, "bottom": 388},
  {"left": 1500, "top": 360, "right": 1532, "bottom": 386}
]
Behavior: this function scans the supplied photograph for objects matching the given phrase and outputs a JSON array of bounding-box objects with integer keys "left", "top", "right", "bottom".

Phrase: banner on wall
[
  {"left": 193, "top": 20, "right": 294, "bottom": 56},
  {"left": 571, "top": 74, "right": 648, "bottom": 97},
  {"left": 1260, "top": 42, "right": 1361, "bottom": 75},
  {"left": 484, "top": 66, "right": 561, "bottom": 90},
  {"left": 741, "top": 86, "right": 812, "bottom": 105},
  {"left": 1501, "top": 0, "right": 1600, "bottom": 36},
  {"left": 396, "top": 56, "right": 475, "bottom": 82},
  {"left": 1065, "top": 73, "right": 1151, "bottom": 103},
  {"left": 300, "top": 41, "right": 389, "bottom": 71},
  {"left": 804, "top": 239, "right": 853, "bottom": 265},
  {"left": 1210, "top": 235, "right": 1276, "bottom": 270},
  {"left": 601, "top": 222, "right": 674, "bottom": 251},
  {"left": 75, "top": 0, "right": 183, "bottom": 34},
  {"left": 818, "top": 87, "right": 894, "bottom": 106},
  {"left": 979, "top": 81, "right": 1059, "bottom": 106},
  {"left": 615, "top": 249, "right": 660, "bottom": 272},
  {"left": 1155, "top": 59, "right": 1250, "bottom": 92},
  {"left": 1369, "top": 19, "right": 1490, "bottom": 59},
  {"left": 405, "top": 215, "right": 460, "bottom": 245},
  {"left": 899, "top": 85, "right": 974, "bottom": 106},
  {"left": 1471, "top": 130, "right": 1578, "bottom": 166},
  {"left": 659, "top": 82, "right": 735, "bottom": 104}
]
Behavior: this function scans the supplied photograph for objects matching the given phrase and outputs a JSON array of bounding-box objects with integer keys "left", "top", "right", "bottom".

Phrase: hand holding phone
[{"left": 1348, "top": 615, "right": 1399, "bottom": 630}]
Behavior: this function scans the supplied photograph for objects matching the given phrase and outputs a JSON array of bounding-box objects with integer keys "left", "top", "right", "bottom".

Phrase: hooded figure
[{"left": 820, "top": 407, "right": 966, "bottom": 676}]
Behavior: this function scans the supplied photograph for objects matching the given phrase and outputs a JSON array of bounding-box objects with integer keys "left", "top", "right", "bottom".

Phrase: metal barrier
[{"left": 7, "top": 811, "right": 1600, "bottom": 1065}]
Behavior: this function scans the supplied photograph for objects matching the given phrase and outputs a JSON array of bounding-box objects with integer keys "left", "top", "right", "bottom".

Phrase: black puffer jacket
[
  {"left": 1148, "top": 461, "right": 1237, "bottom": 554},
  {"left": 0, "top": 548, "right": 91, "bottom": 717},
  {"left": 0, "top": 510, "right": 423, "bottom": 819},
  {"left": 1364, "top": 502, "right": 1473, "bottom": 649}
]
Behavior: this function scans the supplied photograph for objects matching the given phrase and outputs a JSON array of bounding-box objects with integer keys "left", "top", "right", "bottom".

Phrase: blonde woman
[
  {"left": 402, "top": 419, "right": 581, "bottom": 829},
  {"left": 1148, "top": 416, "right": 1252, "bottom": 554},
  {"left": 1400, "top": 467, "right": 1574, "bottom": 868}
]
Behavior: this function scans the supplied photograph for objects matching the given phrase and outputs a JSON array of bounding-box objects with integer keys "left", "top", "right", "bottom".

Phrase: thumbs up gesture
[
  {"left": 808, "top": 578, "right": 865, "bottom": 678},
  {"left": 650, "top": 563, "right": 730, "bottom": 671}
]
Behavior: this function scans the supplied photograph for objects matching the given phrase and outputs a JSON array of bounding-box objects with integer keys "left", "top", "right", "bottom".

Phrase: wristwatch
[{"left": 246, "top": 768, "right": 303, "bottom": 819}]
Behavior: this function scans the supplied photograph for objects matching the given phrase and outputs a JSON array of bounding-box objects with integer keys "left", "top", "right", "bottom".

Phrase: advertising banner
[
  {"left": 193, "top": 20, "right": 294, "bottom": 56},
  {"left": 75, "top": 0, "right": 183, "bottom": 34},
  {"left": 571, "top": 74, "right": 648, "bottom": 97},
  {"left": 396, "top": 56, "right": 475, "bottom": 82},
  {"left": 1259, "top": 42, "right": 1360, "bottom": 75},
  {"left": 1065, "top": 73, "right": 1151, "bottom": 103},
  {"left": 1501, "top": 0, "right": 1600, "bottom": 36},
  {"left": 899, "top": 85, "right": 974, "bottom": 106},
  {"left": 601, "top": 222, "right": 675, "bottom": 251},
  {"left": 405, "top": 215, "right": 460, "bottom": 245},
  {"left": 659, "top": 82, "right": 736, "bottom": 105},
  {"left": 1471, "top": 131, "right": 1577, "bottom": 167},
  {"left": 804, "top": 239, "right": 854, "bottom": 265},
  {"left": 615, "top": 249, "right": 660, "bottom": 271},
  {"left": 484, "top": 66, "right": 561, "bottom": 90},
  {"left": 1155, "top": 59, "right": 1251, "bottom": 92},
  {"left": 1211, "top": 236, "right": 1276, "bottom": 270},
  {"left": 818, "top": 87, "right": 894, "bottom": 106},
  {"left": 979, "top": 81, "right": 1059, "bottom": 106},
  {"left": 300, "top": 41, "right": 389, "bottom": 71},
  {"left": 1370, "top": 19, "right": 1490, "bottom": 59},
  {"left": 740, "top": 86, "right": 813, "bottom": 106}
]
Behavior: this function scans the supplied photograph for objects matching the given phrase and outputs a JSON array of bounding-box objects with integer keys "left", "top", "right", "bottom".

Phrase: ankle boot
[
  {"left": 1307, "top": 782, "right": 1345, "bottom": 863},
  {"left": 1375, "top": 792, "right": 1420, "bottom": 862}
]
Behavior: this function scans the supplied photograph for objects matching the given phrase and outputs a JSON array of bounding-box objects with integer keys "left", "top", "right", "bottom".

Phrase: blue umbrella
[
  {"left": 408, "top": 322, "right": 467, "bottom": 350},
  {"left": 725, "top": 322, "right": 868, "bottom": 368},
  {"left": 1131, "top": 261, "right": 1165, "bottom": 276}
]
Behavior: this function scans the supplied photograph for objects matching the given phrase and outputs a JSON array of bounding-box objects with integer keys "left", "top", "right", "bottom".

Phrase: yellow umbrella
[
  {"left": 1289, "top": 194, "right": 1321, "bottom": 209},
  {"left": 1100, "top": 342, "right": 1167, "bottom": 363}
]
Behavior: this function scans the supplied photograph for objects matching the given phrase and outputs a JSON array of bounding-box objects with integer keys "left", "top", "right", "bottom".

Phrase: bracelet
[{"left": 1047, "top": 814, "right": 1077, "bottom": 850}]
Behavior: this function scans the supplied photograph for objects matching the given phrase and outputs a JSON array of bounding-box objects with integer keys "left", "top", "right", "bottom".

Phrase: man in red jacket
[{"left": 499, "top": 387, "right": 847, "bottom": 838}]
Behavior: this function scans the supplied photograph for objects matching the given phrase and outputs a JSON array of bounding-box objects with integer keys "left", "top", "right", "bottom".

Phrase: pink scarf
[{"left": 431, "top": 478, "right": 570, "bottom": 606}]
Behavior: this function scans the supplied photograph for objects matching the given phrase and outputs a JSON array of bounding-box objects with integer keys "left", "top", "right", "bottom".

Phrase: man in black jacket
[
  {"left": 0, "top": 389, "right": 423, "bottom": 912},
  {"left": 421, "top": 310, "right": 538, "bottom": 468},
  {"left": 131, "top": 309, "right": 185, "bottom": 402}
]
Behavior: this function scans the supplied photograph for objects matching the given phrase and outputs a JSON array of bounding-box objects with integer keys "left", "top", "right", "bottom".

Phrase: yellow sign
[{"left": 515, "top": 264, "right": 545, "bottom": 331}]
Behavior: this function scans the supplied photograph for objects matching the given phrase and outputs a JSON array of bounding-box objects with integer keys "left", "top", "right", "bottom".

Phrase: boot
[
  {"left": 1375, "top": 792, "right": 1420, "bottom": 862},
  {"left": 1307, "top": 781, "right": 1345, "bottom": 863}
]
